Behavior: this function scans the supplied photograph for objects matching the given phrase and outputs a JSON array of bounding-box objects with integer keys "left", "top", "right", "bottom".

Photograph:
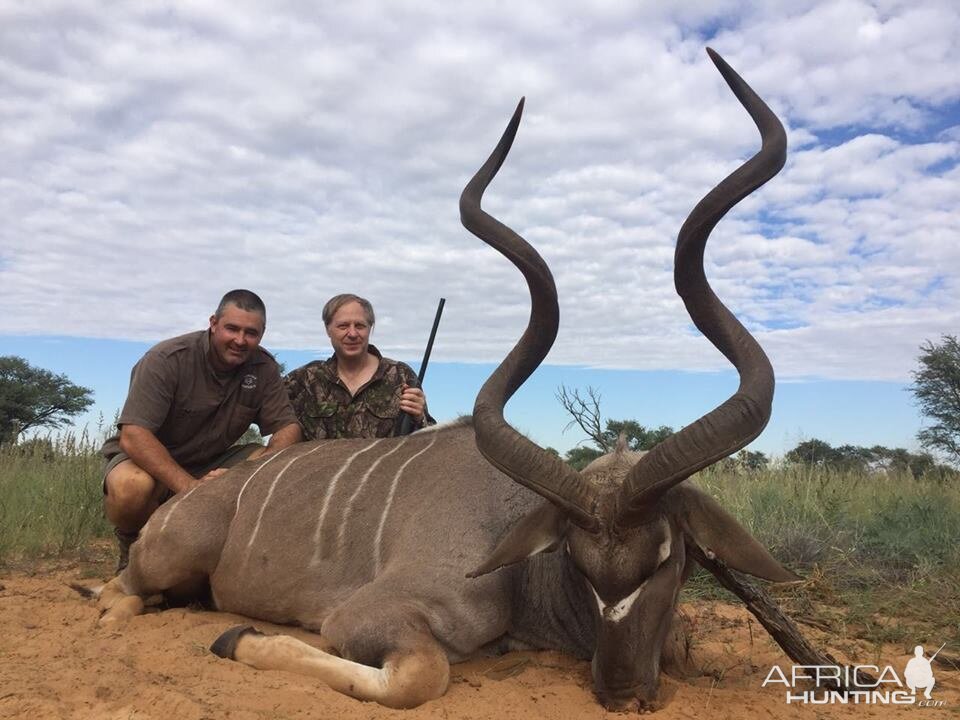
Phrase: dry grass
[{"left": 683, "top": 463, "right": 960, "bottom": 652}]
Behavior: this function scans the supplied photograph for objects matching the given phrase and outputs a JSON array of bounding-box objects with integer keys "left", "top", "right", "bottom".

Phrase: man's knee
[{"left": 105, "top": 460, "right": 158, "bottom": 514}]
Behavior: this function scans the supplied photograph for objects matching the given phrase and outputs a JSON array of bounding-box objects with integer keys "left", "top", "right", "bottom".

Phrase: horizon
[{"left": 1, "top": 333, "right": 928, "bottom": 462}]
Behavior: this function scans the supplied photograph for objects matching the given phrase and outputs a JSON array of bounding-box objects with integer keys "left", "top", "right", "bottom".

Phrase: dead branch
[
  {"left": 686, "top": 545, "right": 877, "bottom": 692},
  {"left": 556, "top": 384, "right": 609, "bottom": 451}
]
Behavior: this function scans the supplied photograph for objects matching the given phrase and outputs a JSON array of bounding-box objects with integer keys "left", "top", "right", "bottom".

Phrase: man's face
[
  {"left": 208, "top": 303, "right": 265, "bottom": 371},
  {"left": 326, "top": 301, "right": 372, "bottom": 362}
]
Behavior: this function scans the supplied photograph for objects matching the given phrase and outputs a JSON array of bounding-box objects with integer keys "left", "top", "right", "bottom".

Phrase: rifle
[
  {"left": 929, "top": 642, "right": 947, "bottom": 663},
  {"left": 395, "top": 298, "right": 445, "bottom": 436}
]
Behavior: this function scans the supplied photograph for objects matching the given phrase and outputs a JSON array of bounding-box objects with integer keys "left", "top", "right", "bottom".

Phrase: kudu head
[{"left": 461, "top": 48, "right": 799, "bottom": 711}]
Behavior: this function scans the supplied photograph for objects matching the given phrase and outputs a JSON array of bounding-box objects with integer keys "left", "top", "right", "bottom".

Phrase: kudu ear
[
  {"left": 467, "top": 501, "right": 567, "bottom": 578},
  {"left": 673, "top": 485, "right": 801, "bottom": 583}
]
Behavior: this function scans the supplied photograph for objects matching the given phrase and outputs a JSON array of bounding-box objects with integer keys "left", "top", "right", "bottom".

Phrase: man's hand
[
  {"left": 399, "top": 385, "right": 426, "bottom": 421},
  {"left": 183, "top": 465, "right": 242, "bottom": 493},
  {"left": 198, "top": 467, "right": 229, "bottom": 483}
]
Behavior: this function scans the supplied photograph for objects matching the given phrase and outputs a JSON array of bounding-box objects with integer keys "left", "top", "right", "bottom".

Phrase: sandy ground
[{"left": 0, "top": 560, "right": 955, "bottom": 719}]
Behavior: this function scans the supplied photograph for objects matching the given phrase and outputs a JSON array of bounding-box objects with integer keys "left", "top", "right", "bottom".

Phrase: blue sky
[
  {"left": 0, "top": 334, "right": 924, "bottom": 458},
  {"left": 1, "top": 1, "right": 958, "bottom": 458}
]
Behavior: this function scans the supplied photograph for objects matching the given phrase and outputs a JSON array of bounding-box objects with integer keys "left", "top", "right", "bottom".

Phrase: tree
[
  {"left": 717, "top": 448, "right": 769, "bottom": 473},
  {"left": 0, "top": 356, "right": 94, "bottom": 444},
  {"left": 832, "top": 444, "right": 875, "bottom": 472},
  {"left": 784, "top": 438, "right": 837, "bottom": 467},
  {"left": 556, "top": 385, "right": 674, "bottom": 469},
  {"left": 556, "top": 385, "right": 606, "bottom": 449},
  {"left": 564, "top": 446, "right": 604, "bottom": 471},
  {"left": 732, "top": 448, "right": 769, "bottom": 471},
  {"left": 910, "top": 335, "right": 960, "bottom": 464},
  {"left": 784, "top": 438, "right": 956, "bottom": 480},
  {"left": 602, "top": 420, "right": 674, "bottom": 453}
]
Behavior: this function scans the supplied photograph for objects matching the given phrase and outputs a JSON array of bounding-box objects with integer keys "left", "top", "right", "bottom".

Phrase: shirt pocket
[
  {"left": 167, "top": 401, "right": 222, "bottom": 446},
  {"left": 305, "top": 401, "right": 338, "bottom": 421},
  {"left": 302, "top": 402, "right": 338, "bottom": 439},
  {"left": 366, "top": 387, "right": 402, "bottom": 420},
  {"left": 227, "top": 403, "right": 259, "bottom": 442}
]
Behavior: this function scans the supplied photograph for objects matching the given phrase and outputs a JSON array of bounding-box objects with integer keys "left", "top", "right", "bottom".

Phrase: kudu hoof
[{"left": 211, "top": 625, "right": 263, "bottom": 660}]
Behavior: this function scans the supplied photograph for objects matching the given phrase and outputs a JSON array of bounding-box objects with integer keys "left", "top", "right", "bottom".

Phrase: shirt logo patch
[{"left": 241, "top": 373, "right": 257, "bottom": 390}]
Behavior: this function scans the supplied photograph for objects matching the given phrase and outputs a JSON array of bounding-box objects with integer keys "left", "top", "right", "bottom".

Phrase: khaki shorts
[{"left": 102, "top": 442, "right": 263, "bottom": 502}]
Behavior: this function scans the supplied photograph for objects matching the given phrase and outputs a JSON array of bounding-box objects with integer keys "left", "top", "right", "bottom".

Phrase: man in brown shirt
[{"left": 101, "top": 289, "right": 301, "bottom": 570}]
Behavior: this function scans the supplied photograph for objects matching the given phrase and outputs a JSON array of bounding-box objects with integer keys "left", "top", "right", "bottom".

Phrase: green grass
[
  {"left": 0, "top": 430, "right": 112, "bottom": 563},
  {"left": 684, "top": 463, "right": 960, "bottom": 651},
  {"left": 695, "top": 463, "right": 960, "bottom": 568}
]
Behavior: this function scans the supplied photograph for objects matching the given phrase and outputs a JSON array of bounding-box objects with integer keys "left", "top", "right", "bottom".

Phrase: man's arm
[
  {"left": 257, "top": 359, "right": 305, "bottom": 445},
  {"left": 265, "top": 422, "right": 301, "bottom": 452},
  {"left": 119, "top": 423, "right": 200, "bottom": 494},
  {"left": 246, "top": 422, "right": 301, "bottom": 462}
]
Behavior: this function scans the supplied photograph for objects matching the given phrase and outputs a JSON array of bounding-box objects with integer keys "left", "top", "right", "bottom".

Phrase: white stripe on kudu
[
  {"left": 156, "top": 445, "right": 298, "bottom": 541},
  {"left": 245, "top": 443, "right": 327, "bottom": 552},
  {"left": 373, "top": 433, "right": 439, "bottom": 573},
  {"left": 156, "top": 484, "right": 201, "bottom": 536},
  {"left": 310, "top": 439, "right": 382, "bottom": 567},
  {"left": 234, "top": 446, "right": 295, "bottom": 518},
  {"left": 336, "top": 438, "right": 410, "bottom": 554}
]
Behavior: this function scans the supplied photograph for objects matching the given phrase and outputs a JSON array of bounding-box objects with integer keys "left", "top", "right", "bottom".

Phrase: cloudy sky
[{"left": 2, "top": 1, "right": 958, "bottom": 457}]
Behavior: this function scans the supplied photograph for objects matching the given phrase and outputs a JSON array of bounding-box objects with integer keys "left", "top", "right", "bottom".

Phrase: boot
[{"left": 115, "top": 528, "right": 139, "bottom": 574}]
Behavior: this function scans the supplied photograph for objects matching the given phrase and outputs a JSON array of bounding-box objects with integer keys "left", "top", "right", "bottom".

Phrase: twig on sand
[{"left": 687, "top": 545, "right": 877, "bottom": 692}]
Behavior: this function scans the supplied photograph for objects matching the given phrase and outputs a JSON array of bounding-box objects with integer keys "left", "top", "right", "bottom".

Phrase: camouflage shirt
[{"left": 284, "top": 345, "right": 435, "bottom": 440}]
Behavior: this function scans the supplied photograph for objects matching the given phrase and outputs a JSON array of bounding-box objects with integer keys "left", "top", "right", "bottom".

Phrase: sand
[{"left": 0, "top": 561, "right": 953, "bottom": 719}]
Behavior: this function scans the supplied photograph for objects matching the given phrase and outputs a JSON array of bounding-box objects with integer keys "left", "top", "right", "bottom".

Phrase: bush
[{"left": 0, "top": 429, "right": 111, "bottom": 561}]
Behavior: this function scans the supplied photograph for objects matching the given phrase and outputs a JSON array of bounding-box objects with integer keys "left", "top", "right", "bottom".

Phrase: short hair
[
  {"left": 216, "top": 289, "right": 266, "bottom": 322},
  {"left": 322, "top": 294, "right": 375, "bottom": 327}
]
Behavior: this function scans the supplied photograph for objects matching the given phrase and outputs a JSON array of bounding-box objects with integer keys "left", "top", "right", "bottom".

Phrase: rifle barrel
[
  {"left": 396, "top": 298, "right": 446, "bottom": 436},
  {"left": 417, "top": 298, "right": 445, "bottom": 384}
]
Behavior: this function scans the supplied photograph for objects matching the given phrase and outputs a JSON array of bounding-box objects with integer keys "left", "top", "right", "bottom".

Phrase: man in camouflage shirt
[{"left": 285, "top": 294, "right": 435, "bottom": 439}]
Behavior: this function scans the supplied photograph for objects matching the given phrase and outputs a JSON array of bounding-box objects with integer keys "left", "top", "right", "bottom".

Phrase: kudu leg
[
  {"left": 97, "top": 576, "right": 147, "bottom": 628},
  {"left": 99, "top": 490, "right": 232, "bottom": 628},
  {"left": 212, "top": 625, "right": 450, "bottom": 709}
]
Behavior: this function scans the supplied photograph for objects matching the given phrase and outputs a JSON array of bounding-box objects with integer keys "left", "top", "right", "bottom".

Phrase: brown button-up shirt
[
  {"left": 101, "top": 330, "right": 297, "bottom": 474},
  {"left": 284, "top": 345, "right": 435, "bottom": 440}
]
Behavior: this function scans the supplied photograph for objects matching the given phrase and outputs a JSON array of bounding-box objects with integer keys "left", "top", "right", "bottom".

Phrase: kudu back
[{"left": 96, "top": 48, "right": 796, "bottom": 712}]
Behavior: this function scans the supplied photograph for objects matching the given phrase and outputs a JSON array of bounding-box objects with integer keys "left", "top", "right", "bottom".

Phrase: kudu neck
[{"left": 509, "top": 551, "right": 595, "bottom": 660}]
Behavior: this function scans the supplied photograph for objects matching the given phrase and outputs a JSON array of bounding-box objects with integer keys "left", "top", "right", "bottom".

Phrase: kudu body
[{"left": 96, "top": 49, "right": 796, "bottom": 711}]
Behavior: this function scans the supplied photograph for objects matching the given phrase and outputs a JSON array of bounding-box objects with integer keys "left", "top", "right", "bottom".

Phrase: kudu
[{"left": 94, "top": 48, "right": 797, "bottom": 711}]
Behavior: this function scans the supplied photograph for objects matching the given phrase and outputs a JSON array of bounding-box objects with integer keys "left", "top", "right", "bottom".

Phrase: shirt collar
[{"left": 322, "top": 344, "right": 385, "bottom": 380}]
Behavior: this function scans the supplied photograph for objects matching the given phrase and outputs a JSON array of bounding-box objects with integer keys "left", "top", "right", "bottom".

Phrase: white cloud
[{"left": 0, "top": 0, "right": 957, "bottom": 385}]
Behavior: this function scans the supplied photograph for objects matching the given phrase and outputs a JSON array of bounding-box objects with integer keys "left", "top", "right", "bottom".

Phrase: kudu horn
[
  {"left": 616, "top": 47, "right": 787, "bottom": 526},
  {"left": 461, "top": 98, "right": 601, "bottom": 531},
  {"left": 462, "top": 49, "right": 786, "bottom": 535}
]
